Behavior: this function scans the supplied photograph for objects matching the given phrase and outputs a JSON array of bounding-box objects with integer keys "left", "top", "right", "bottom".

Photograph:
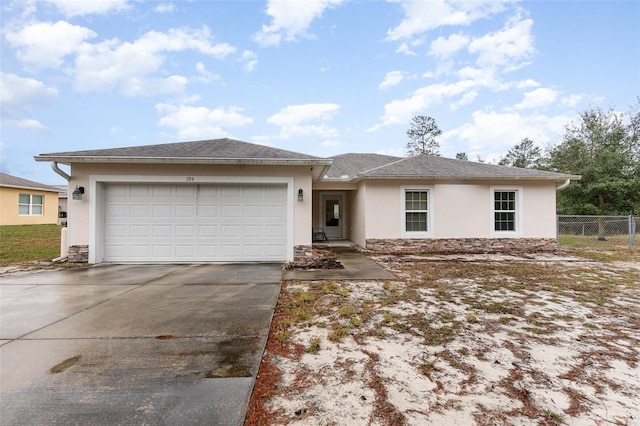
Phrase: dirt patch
[{"left": 246, "top": 248, "right": 640, "bottom": 425}]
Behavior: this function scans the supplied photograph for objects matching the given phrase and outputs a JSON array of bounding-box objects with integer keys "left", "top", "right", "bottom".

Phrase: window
[
  {"left": 19, "top": 193, "right": 43, "bottom": 215},
  {"left": 405, "top": 191, "right": 428, "bottom": 231},
  {"left": 492, "top": 189, "right": 521, "bottom": 233},
  {"left": 401, "top": 186, "right": 433, "bottom": 237}
]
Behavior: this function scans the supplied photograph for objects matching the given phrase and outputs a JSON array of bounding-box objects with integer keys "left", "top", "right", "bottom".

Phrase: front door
[{"left": 322, "top": 195, "right": 343, "bottom": 239}]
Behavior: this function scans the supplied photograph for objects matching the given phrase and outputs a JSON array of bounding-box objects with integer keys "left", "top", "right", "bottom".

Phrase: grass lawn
[
  {"left": 0, "top": 224, "right": 63, "bottom": 266},
  {"left": 558, "top": 233, "right": 636, "bottom": 248}
]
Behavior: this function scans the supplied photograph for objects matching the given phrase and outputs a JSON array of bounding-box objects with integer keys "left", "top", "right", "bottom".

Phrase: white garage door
[{"left": 102, "top": 183, "right": 288, "bottom": 262}]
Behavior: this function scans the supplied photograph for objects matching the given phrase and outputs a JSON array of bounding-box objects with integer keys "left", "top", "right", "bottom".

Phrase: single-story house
[
  {"left": 34, "top": 138, "right": 579, "bottom": 263},
  {"left": 0, "top": 173, "right": 61, "bottom": 226}
]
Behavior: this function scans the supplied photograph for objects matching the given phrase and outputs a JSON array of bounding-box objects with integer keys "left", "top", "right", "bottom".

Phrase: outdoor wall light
[
  {"left": 72, "top": 186, "right": 85, "bottom": 200},
  {"left": 297, "top": 188, "right": 304, "bottom": 202}
]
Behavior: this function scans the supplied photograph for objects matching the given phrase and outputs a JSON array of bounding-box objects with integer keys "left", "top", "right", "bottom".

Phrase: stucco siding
[
  {"left": 433, "top": 184, "right": 489, "bottom": 238},
  {"left": 363, "top": 181, "right": 403, "bottom": 239},
  {"left": 349, "top": 183, "right": 367, "bottom": 247},
  {"left": 0, "top": 187, "right": 59, "bottom": 225},
  {"left": 522, "top": 182, "right": 558, "bottom": 238},
  {"left": 361, "top": 180, "right": 560, "bottom": 241},
  {"left": 67, "top": 163, "right": 313, "bottom": 257}
]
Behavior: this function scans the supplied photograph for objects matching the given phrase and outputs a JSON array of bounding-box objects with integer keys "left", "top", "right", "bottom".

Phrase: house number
[{"left": 186, "top": 176, "right": 195, "bottom": 182}]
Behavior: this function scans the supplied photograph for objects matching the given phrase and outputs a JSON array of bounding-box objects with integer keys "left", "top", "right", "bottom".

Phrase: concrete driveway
[{"left": 0, "top": 263, "right": 282, "bottom": 425}]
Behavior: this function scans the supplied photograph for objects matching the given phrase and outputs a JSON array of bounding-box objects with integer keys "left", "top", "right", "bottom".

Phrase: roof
[
  {"left": 324, "top": 154, "right": 579, "bottom": 182},
  {"left": 35, "top": 138, "right": 332, "bottom": 167},
  {"left": 324, "top": 153, "right": 401, "bottom": 179},
  {"left": 34, "top": 138, "right": 579, "bottom": 182},
  {"left": 0, "top": 173, "right": 61, "bottom": 192}
]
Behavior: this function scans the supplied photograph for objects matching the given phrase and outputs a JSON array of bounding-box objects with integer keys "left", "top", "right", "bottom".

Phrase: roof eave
[
  {"left": 34, "top": 156, "right": 333, "bottom": 167},
  {"left": 356, "top": 174, "right": 581, "bottom": 181},
  {"left": 0, "top": 184, "right": 60, "bottom": 192}
]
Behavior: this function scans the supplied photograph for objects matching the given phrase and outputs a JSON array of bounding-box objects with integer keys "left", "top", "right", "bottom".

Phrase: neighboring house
[
  {"left": 0, "top": 173, "right": 61, "bottom": 226},
  {"left": 34, "top": 138, "right": 579, "bottom": 263},
  {"left": 53, "top": 185, "right": 69, "bottom": 225}
]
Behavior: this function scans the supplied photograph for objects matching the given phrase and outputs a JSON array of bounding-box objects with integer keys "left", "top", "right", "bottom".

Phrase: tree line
[{"left": 406, "top": 101, "right": 640, "bottom": 215}]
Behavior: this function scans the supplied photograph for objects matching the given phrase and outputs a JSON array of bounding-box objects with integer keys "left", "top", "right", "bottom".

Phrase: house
[
  {"left": 0, "top": 173, "right": 61, "bottom": 226},
  {"left": 34, "top": 138, "right": 579, "bottom": 263}
]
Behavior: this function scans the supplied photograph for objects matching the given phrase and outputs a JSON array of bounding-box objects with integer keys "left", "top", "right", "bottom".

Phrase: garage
[{"left": 101, "top": 182, "right": 288, "bottom": 262}]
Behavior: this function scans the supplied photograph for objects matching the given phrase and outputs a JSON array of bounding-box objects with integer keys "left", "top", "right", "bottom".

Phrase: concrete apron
[
  {"left": 284, "top": 246, "right": 395, "bottom": 281},
  {"left": 0, "top": 263, "right": 283, "bottom": 425}
]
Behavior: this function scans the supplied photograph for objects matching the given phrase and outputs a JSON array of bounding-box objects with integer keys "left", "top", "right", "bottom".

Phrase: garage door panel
[
  {"left": 175, "top": 245, "right": 195, "bottom": 257},
  {"left": 176, "top": 225, "right": 195, "bottom": 237},
  {"left": 103, "top": 183, "right": 288, "bottom": 262},
  {"left": 265, "top": 205, "right": 285, "bottom": 218},
  {"left": 198, "top": 225, "right": 218, "bottom": 237}
]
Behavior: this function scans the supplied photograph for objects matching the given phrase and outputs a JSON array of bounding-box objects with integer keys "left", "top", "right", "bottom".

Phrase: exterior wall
[
  {"left": 361, "top": 179, "right": 560, "bottom": 240},
  {"left": 363, "top": 180, "right": 403, "bottom": 239},
  {"left": 347, "top": 182, "right": 366, "bottom": 247},
  {"left": 66, "top": 162, "right": 313, "bottom": 261},
  {"left": 0, "top": 187, "right": 59, "bottom": 225}
]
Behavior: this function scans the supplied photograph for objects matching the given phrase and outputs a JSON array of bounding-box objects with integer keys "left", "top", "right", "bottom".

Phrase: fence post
[{"left": 630, "top": 215, "right": 636, "bottom": 248}]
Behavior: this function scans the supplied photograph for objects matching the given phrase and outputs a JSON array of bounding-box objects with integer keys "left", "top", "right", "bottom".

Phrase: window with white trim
[
  {"left": 405, "top": 190, "right": 428, "bottom": 232},
  {"left": 401, "top": 186, "right": 434, "bottom": 238},
  {"left": 493, "top": 190, "right": 517, "bottom": 232},
  {"left": 19, "top": 193, "right": 43, "bottom": 215}
]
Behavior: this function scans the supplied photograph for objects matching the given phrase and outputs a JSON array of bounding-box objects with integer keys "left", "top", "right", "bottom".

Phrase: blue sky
[{"left": 1, "top": 0, "right": 638, "bottom": 185}]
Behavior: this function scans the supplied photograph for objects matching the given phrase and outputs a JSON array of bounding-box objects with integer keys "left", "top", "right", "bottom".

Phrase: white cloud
[
  {"left": 240, "top": 50, "right": 258, "bottom": 72},
  {"left": 379, "top": 71, "right": 407, "bottom": 90},
  {"left": 368, "top": 79, "right": 479, "bottom": 130},
  {"left": 254, "top": 0, "right": 345, "bottom": 47},
  {"left": 5, "top": 20, "right": 96, "bottom": 69},
  {"left": 386, "top": 0, "right": 511, "bottom": 41},
  {"left": 155, "top": 103, "right": 253, "bottom": 140},
  {"left": 12, "top": 118, "right": 49, "bottom": 132},
  {"left": 44, "top": 0, "right": 129, "bottom": 17},
  {"left": 443, "top": 109, "right": 570, "bottom": 152},
  {"left": 561, "top": 94, "right": 584, "bottom": 107},
  {"left": 155, "top": 3, "right": 175, "bottom": 13},
  {"left": 468, "top": 14, "right": 535, "bottom": 72},
  {"left": 514, "top": 87, "right": 558, "bottom": 109},
  {"left": 396, "top": 42, "right": 417, "bottom": 56},
  {"left": 73, "top": 27, "right": 236, "bottom": 95},
  {"left": 428, "top": 32, "right": 469, "bottom": 58},
  {"left": 0, "top": 73, "right": 58, "bottom": 108},
  {"left": 195, "top": 62, "right": 221, "bottom": 83},
  {"left": 267, "top": 103, "right": 340, "bottom": 139},
  {"left": 5, "top": 118, "right": 48, "bottom": 131}
]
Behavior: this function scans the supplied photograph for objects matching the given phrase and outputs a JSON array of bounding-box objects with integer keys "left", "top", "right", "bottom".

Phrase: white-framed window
[
  {"left": 491, "top": 186, "right": 522, "bottom": 236},
  {"left": 401, "top": 186, "right": 433, "bottom": 237},
  {"left": 19, "top": 193, "right": 44, "bottom": 215}
]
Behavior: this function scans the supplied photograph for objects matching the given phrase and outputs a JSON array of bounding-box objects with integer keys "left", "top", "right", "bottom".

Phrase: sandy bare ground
[{"left": 246, "top": 248, "right": 640, "bottom": 425}]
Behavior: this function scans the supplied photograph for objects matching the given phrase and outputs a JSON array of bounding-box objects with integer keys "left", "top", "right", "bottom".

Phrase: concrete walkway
[{"left": 284, "top": 245, "right": 395, "bottom": 281}]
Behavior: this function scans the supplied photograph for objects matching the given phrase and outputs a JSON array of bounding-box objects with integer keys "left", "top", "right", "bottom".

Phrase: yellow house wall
[{"left": 0, "top": 186, "right": 59, "bottom": 225}]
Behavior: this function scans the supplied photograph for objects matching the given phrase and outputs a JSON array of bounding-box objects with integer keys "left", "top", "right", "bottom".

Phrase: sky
[{"left": 1, "top": 0, "right": 639, "bottom": 185}]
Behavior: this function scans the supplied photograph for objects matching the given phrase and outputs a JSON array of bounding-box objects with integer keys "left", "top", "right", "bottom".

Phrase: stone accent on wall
[
  {"left": 293, "top": 245, "right": 314, "bottom": 264},
  {"left": 67, "top": 245, "right": 89, "bottom": 263},
  {"left": 365, "top": 238, "right": 558, "bottom": 255}
]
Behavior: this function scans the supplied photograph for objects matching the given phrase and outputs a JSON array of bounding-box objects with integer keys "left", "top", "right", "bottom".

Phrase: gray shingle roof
[
  {"left": 357, "top": 154, "right": 578, "bottom": 181},
  {"left": 35, "top": 138, "right": 327, "bottom": 162},
  {"left": 0, "top": 173, "right": 61, "bottom": 192},
  {"left": 324, "top": 153, "right": 402, "bottom": 179}
]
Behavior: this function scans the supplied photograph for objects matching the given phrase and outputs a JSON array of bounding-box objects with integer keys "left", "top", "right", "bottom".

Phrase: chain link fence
[{"left": 557, "top": 215, "right": 637, "bottom": 248}]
